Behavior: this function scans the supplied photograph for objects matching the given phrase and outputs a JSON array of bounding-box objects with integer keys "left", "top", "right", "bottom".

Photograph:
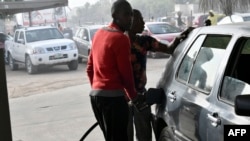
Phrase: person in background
[
  {"left": 207, "top": 10, "right": 217, "bottom": 25},
  {"left": 126, "top": 9, "right": 194, "bottom": 141},
  {"left": 58, "top": 23, "right": 63, "bottom": 32},
  {"left": 86, "top": 1, "right": 144, "bottom": 141},
  {"left": 177, "top": 11, "right": 186, "bottom": 30}
]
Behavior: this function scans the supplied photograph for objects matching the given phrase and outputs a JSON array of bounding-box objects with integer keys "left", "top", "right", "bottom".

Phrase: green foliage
[{"left": 199, "top": 0, "right": 250, "bottom": 16}]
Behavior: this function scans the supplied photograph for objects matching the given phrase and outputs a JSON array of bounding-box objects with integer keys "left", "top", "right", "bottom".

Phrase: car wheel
[
  {"left": 8, "top": 54, "right": 18, "bottom": 70},
  {"left": 68, "top": 60, "right": 78, "bottom": 70},
  {"left": 25, "top": 55, "right": 37, "bottom": 74},
  {"left": 158, "top": 127, "right": 174, "bottom": 141}
]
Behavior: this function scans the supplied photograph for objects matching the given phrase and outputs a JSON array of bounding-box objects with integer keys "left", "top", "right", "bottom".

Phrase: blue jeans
[{"left": 128, "top": 103, "right": 152, "bottom": 141}]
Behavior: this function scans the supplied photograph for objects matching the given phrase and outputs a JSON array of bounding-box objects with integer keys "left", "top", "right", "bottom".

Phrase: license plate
[{"left": 54, "top": 53, "right": 63, "bottom": 59}]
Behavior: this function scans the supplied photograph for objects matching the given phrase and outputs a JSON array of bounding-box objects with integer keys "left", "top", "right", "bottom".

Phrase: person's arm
[
  {"left": 86, "top": 50, "right": 94, "bottom": 86},
  {"left": 152, "top": 26, "right": 195, "bottom": 54}
]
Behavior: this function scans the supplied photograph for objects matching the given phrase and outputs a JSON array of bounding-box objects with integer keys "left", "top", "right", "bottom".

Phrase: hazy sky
[{"left": 68, "top": 0, "right": 99, "bottom": 8}]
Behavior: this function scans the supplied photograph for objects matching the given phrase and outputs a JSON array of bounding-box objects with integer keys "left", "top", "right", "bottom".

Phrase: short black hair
[{"left": 111, "top": 0, "right": 130, "bottom": 15}]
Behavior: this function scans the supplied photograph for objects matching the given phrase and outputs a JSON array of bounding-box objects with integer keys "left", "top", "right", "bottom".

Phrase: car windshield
[
  {"left": 243, "top": 16, "right": 250, "bottom": 21},
  {"left": 25, "top": 28, "right": 64, "bottom": 43},
  {"left": 147, "top": 23, "right": 182, "bottom": 34}
]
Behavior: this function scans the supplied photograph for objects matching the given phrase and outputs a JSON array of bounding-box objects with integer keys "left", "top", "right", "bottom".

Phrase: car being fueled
[{"left": 148, "top": 22, "right": 250, "bottom": 141}]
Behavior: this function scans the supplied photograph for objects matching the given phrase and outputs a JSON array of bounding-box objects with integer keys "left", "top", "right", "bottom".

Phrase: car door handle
[
  {"left": 207, "top": 113, "right": 221, "bottom": 127},
  {"left": 167, "top": 91, "right": 176, "bottom": 102}
]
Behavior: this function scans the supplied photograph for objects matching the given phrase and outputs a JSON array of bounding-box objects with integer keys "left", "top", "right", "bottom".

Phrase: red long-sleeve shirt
[{"left": 86, "top": 23, "right": 137, "bottom": 100}]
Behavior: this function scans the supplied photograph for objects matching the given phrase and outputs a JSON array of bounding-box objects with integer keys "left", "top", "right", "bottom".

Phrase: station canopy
[{"left": 0, "top": 0, "right": 68, "bottom": 15}]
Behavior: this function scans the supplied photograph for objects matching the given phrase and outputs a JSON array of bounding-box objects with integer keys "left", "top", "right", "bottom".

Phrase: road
[
  {"left": 8, "top": 57, "right": 169, "bottom": 141},
  {"left": 6, "top": 58, "right": 168, "bottom": 99},
  {"left": 6, "top": 59, "right": 89, "bottom": 98}
]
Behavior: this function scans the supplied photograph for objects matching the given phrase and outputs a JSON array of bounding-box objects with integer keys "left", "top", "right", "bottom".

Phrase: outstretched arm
[{"left": 153, "top": 26, "right": 195, "bottom": 54}]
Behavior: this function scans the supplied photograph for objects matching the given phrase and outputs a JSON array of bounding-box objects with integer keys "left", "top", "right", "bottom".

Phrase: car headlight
[
  {"left": 69, "top": 43, "right": 77, "bottom": 50},
  {"left": 33, "top": 47, "right": 45, "bottom": 54}
]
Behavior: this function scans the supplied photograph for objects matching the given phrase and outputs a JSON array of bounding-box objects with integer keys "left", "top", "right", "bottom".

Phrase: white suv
[{"left": 7, "top": 26, "right": 78, "bottom": 74}]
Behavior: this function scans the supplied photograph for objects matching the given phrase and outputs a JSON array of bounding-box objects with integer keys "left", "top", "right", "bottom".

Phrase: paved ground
[{"left": 9, "top": 58, "right": 168, "bottom": 141}]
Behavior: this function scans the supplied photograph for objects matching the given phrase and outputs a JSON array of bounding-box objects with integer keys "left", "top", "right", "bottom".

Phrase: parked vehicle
[
  {"left": 143, "top": 22, "right": 182, "bottom": 58},
  {"left": 6, "top": 26, "right": 78, "bottom": 74},
  {"left": 218, "top": 13, "right": 250, "bottom": 25},
  {"left": 73, "top": 25, "right": 105, "bottom": 62},
  {"left": 192, "top": 13, "right": 208, "bottom": 27},
  {"left": 149, "top": 22, "right": 250, "bottom": 141},
  {"left": 192, "top": 13, "right": 225, "bottom": 27}
]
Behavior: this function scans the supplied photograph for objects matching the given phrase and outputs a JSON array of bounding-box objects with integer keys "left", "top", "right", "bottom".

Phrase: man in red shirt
[{"left": 86, "top": 1, "right": 141, "bottom": 141}]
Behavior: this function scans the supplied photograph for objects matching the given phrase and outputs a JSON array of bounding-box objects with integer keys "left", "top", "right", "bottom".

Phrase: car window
[
  {"left": 83, "top": 29, "right": 89, "bottom": 41},
  {"left": 77, "top": 28, "right": 84, "bottom": 39},
  {"left": 147, "top": 23, "right": 181, "bottom": 34},
  {"left": 221, "top": 38, "right": 250, "bottom": 103},
  {"left": 14, "top": 31, "right": 19, "bottom": 42},
  {"left": 25, "top": 28, "right": 63, "bottom": 42},
  {"left": 242, "top": 16, "right": 250, "bottom": 21},
  {"left": 19, "top": 31, "right": 24, "bottom": 40},
  {"left": 177, "top": 34, "right": 231, "bottom": 93}
]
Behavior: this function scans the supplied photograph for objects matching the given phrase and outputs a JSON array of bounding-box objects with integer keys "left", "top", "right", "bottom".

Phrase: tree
[{"left": 199, "top": 0, "right": 250, "bottom": 16}]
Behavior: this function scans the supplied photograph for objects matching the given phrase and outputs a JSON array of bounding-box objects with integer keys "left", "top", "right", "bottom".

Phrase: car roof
[
  {"left": 79, "top": 24, "right": 105, "bottom": 29},
  {"left": 196, "top": 22, "right": 250, "bottom": 35},
  {"left": 145, "top": 22, "right": 170, "bottom": 25},
  {"left": 19, "top": 26, "right": 57, "bottom": 31},
  {"left": 232, "top": 13, "right": 250, "bottom": 17}
]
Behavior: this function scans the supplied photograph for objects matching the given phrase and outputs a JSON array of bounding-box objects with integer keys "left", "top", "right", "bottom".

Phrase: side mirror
[{"left": 235, "top": 95, "right": 250, "bottom": 116}]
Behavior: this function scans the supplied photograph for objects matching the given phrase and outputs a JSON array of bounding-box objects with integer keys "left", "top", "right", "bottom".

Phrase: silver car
[
  {"left": 73, "top": 25, "right": 105, "bottom": 62},
  {"left": 149, "top": 22, "right": 250, "bottom": 141}
]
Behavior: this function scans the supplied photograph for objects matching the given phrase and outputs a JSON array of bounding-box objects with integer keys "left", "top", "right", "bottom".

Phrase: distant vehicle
[
  {"left": 143, "top": 22, "right": 182, "bottom": 58},
  {"left": 73, "top": 25, "right": 105, "bottom": 62},
  {"left": 149, "top": 22, "right": 250, "bottom": 141},
  {"left": 192, "top": 13, "right": 225, "bottom": 27},
  {"left": 6, "top": 26, "right": 78, "bottom": 74},
  {"left": 218, "top": 13, "right": 250, "bottom": 25},
  {"left": 192, "top": 13, "right": 209, "bottom": 27}
]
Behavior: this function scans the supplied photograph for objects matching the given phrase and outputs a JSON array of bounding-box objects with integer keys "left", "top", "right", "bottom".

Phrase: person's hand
[
  {"left": 131, "top": 94, "right": 148, "bottom": 112},
  {"left": 178, "top": 26, "right": 195, "bottom": 41}
]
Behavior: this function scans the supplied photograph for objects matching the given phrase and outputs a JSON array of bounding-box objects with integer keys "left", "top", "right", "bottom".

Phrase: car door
[
  {"left": 74, "top": 28, "right": 85, "bottom": 57},
  {"left": 166, "top": 34, "right": 231, "bottom": 141},
  {"left": 80, "top": 28, "right": 90, "bottom": 57},
  {"left": 206, "top": 37, "right": 250, "bottom": 141},
  {"left": 10, "top": 31, "right": 20, "bottom": 60},
  {"left": 16, "top": 31, "right": 26, "bottom": 62}
]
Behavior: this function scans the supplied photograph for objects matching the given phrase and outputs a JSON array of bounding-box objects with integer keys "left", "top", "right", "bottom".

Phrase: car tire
[
  {"left": 158, "top": 127, "right": 174, "bottom": 141},
  {"left": 68, "top": 60, "right": 78, "bottom": 70},
  {"left": 8, "top": 54, "right": 19, "bottom": 70},
  {"left": 25, "top": 55, "right": 38, "bottom": 74}
]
